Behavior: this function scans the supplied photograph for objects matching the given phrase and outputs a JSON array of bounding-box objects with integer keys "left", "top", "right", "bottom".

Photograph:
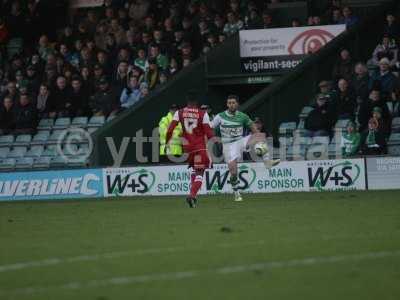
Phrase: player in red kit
[{"left": 166, "top": 94, "right": 214, "bottom": 208}]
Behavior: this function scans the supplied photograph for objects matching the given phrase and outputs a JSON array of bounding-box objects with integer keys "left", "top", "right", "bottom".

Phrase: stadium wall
[{"left": 1, "top": 157, "right": 399, "bottom": 202}]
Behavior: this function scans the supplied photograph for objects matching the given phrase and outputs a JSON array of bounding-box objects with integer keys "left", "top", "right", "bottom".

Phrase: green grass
[{"left": 1, "top": 191, "right": 400, "bottom": 300}]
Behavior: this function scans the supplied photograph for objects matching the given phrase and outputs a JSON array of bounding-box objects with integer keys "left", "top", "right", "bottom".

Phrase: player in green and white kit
[{"left": 212, "top": 95, "right": 280, "bottom": 201}]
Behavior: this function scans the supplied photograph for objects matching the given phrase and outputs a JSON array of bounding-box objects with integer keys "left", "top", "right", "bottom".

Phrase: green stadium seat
[
  {"left": 15, "top": 157, "right": 34, "bottom": 170},
  {"left": 33, "top": 157, "right": 51, "bottom": 169},
  {"left": 0, "top": 147, "right": 10, "bottom": 159},
  {"left": 0, "top": 135, "right": 15, "bottom": 147},
  {"left": 87, "top": 116, "right": 105, "bottom": 128},
  {"left": 37, "top": 118, "right": 54, "bottom": 131},
  {"left": 7, "top": 147, "right": 27, "bottom": 158},
  {"left": 71, "top": 117, "right": 88, "bottom": 128},
  {"left": 53, "top": 117, "right": 71, "bottom": 130},
  {"left": 0, "top": 158, "right": 16, "bottom": 171},
  {"left": 13, "top": 134, "right": 32, "bottom": 147},
  {"left": 26, "top": 146, "right": 45, "bottom": 158}
]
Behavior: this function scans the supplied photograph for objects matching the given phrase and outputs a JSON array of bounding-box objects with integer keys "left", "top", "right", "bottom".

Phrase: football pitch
[{"left": 1, "top": 191, "right": 400, "bottom": 300}]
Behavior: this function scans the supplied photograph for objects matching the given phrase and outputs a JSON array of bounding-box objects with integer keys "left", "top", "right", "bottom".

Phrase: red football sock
[
  {"left": 190, "top": 170, "right": 204, "bottom": 198},
  {"left": 190, "top": 172, "right": 196, "bottom": 186}
]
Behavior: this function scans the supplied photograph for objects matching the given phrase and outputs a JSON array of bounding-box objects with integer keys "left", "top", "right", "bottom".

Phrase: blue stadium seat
[
  {"left": 7, "top": 147, "right": 27, "bottom": 158},
  {"left": 0, "top": 135, "right": 14, "bottom": 147},
  {"left": 53, "top": 117, "right": 71, "bottom": 130},
  {"left": 26, "top": 146, "right": 45, "bottom": 158},
  {"left": 37, "top": 118, "right": 54, "bottom": 131},
  {"left": 279, "top": 122, "right": 297, "bottom": 136},
  {"left": 15, "top": 157, "right": 34, "bottom": 170},
  {"left": 33, "top": 157, "right": 51, "bottom": 170},
  {"left": 392, "top": 117, "right": 400, "bottom": 133},
  {"left": 71, "top": 117, "right": 89, "bottom": 128},
  {"left": 47, "top": 130, "right": 65, "bottom": 145},
  {"left": 31, "top": 131, "right": 50, "bottom": 146},
  {"left": 87, "top": 116, "right": 105, "bottom": 128},
  {"left": 14, "top": 134, "right": 32, "bottom": 147},
  {"left": 0, "top": 147, "right": 10, "bottom": 159},
  {"left": 50, "top": 156, "right": 67, "bottom": 168},
  {"left": 41, "top": 145, "right": 59, "bottom": 158},
  {"left": 0, "top": 158, "right": 16, "bottom": 171},
  {"left": 388, "top": 133, "right": 400, "bottom": 155}
]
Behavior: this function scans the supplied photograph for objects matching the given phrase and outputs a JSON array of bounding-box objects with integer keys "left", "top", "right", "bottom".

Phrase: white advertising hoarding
[
  {"left": 239, "top": 25, "right": 346, "bottom": 73},
  {"left": 367, "top": 157, "right": 400, "bottom": 190}
]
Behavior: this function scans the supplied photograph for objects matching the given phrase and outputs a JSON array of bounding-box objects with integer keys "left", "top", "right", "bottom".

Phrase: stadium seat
[
  {"left": 0, "top": 147, "right": 10, "bottom": 159},
  {"left": 41, "top": 145, "right": 59, "bottom": 157},
  {"left": 388, "top": 133, "right": 400, "bottom": 155},
  {"left": 307, "top": 144, "right": 329, "bottom": 160},
  {"left": 299, "top": 106, "right": 314, "bottom": 119},
  {"left": 279, "top": 122, "right": 297, "bottom": 136},
  {"left": 62, "top": 144, "right": 79, "bottom": 157},
  {"left": 37, "top": 118, "right": 54, "bottom": 131},
  {"left": 87, "top": 116, "right": 105, "bottom": 128},
  {"left": 53, "top": 117, "right": 71, "bottom": 130},
  {"left": 311, "top": 136, "right": 330, "bottom": 145},
  {"left": 50, "top": 156, "right": 67, "bottom": 168},
  {"left": 33, "top": 157, "right": 51, "bottom": 170},
  {"left": 334, "top": 119, "right": 351, "bottom": 132},
  {"left": 25, "top": 146, "right": 45, "bottom": 158},
  {"left": 278, "top": 136, "right": 293, "bottom": 148},
  {"left": 87, "top": 127, "right": 98, "bottom": 134},
  {"left": 79, "top": 144, "right": 91, "bottom": 155},
  {"left": 47, "top": 130, "right": 65, "bottom": 145},
  {"left": 293, "top": 136, "right": 312, "bottom": 146},
  {"left": 13, "top": 134, "right": 32, "bottom": 147},
  {"left": 31, "top": 131, "right": 50, "bottom": 146},
  {"left": 0, "top": 135, "right": 15, "bottom": 147},
  {"left": 107, "top": 115, "right": 116, "bottom": 122},
  {"left": 7, "top": 147, "right": 27, "bottom": 158},
  {"left": 392, "top": 117, "right": 400, "bottom": 133},
  {"left": 293, "top": 129, "right": 310, "bottom": 139},
  {"left": 0, "top": 158, "right": 16, "bottom": 171},
  {"left": 71, "top": 117, "right": 88, "bottom": 128},
  {"left": 15, "top": 157, "right": 34, "bottom": 170},
  {"left": 328, "top": 143, "right": 342, "bottom": 159}
]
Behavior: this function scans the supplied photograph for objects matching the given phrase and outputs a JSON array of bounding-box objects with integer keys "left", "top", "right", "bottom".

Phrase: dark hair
[
  {"left": 227, "top": 94, "right": 239, "bottom": 102},
  {"left": 187, "top": 92, "right": 198, "bottom": 105}
]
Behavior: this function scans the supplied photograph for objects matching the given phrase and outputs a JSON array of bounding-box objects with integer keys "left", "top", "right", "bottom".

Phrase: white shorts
[{"left": 223, "top": 136, "right": 251, "bottom": 163}]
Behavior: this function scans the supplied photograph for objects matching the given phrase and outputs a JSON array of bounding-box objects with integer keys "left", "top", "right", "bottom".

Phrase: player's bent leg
[{"left": 246, "top": 133, "right": 280, "bottom": 169}]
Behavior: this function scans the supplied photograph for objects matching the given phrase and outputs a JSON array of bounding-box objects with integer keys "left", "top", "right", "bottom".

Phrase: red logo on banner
[{"left": 288, "top": 29, "right": 336, "bottom": 55}]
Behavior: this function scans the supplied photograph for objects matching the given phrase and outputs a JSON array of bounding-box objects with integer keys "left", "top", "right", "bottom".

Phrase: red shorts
[{"left": 186, "top": 148, "right": 212, "bottom": 170}]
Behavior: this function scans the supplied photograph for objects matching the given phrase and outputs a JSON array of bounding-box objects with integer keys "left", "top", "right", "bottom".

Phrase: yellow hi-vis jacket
[{"left": 159, "top": 112, "right": 183, "bottom": 155}]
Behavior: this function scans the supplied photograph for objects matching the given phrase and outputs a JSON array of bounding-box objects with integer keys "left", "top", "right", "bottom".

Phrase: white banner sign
[
  {"left": 239, "top": 25, "right": 346, "bottom": 73},
  {"left": 102, "top": 158, "right": 365, "bottom": 197},
  {"left": 70, "top": 0, "right": 104, "bottom": 8},
  {"left": 367, "top": 157, "right": 400, "bottom": 190}
]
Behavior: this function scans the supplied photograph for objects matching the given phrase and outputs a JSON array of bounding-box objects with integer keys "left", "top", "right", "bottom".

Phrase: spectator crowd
[
  {"left": 0, "top": 0, "right": 365, "bottom": 136},
  {"left": 304, "top": 8, "right": 400, "bottom": 156}
]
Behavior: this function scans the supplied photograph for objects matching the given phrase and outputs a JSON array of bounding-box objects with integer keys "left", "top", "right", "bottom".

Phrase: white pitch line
[
  {"left": 1, "top": 250, "right": 399, "bottom": 297},
  {"left": 0, "top": 232, "right": 394, "bottom": 274},
  {"left": 0, "top": 241, "right": 266, "bottom": 273}
]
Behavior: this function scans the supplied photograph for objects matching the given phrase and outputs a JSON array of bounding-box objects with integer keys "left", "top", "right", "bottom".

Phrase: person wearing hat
[
  {"left": 340, "top": 120, "right": 360, "bottom": 157},
  {"left": 361, "top": 117, "right": 387, "bottom": 155},
  {"left": 158, "top": 104, "right": 183, "bottom": 160},
  {"left": 369, "top": 57, "right": 397, "bottom": 98},
  {"left": 305, "top": 94, "right": 336, "bottom": 137}
]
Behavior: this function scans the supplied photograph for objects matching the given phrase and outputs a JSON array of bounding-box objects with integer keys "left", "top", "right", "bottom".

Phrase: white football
[{"left": 254, "top": 142, "right": 268, "bottom": 157}]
